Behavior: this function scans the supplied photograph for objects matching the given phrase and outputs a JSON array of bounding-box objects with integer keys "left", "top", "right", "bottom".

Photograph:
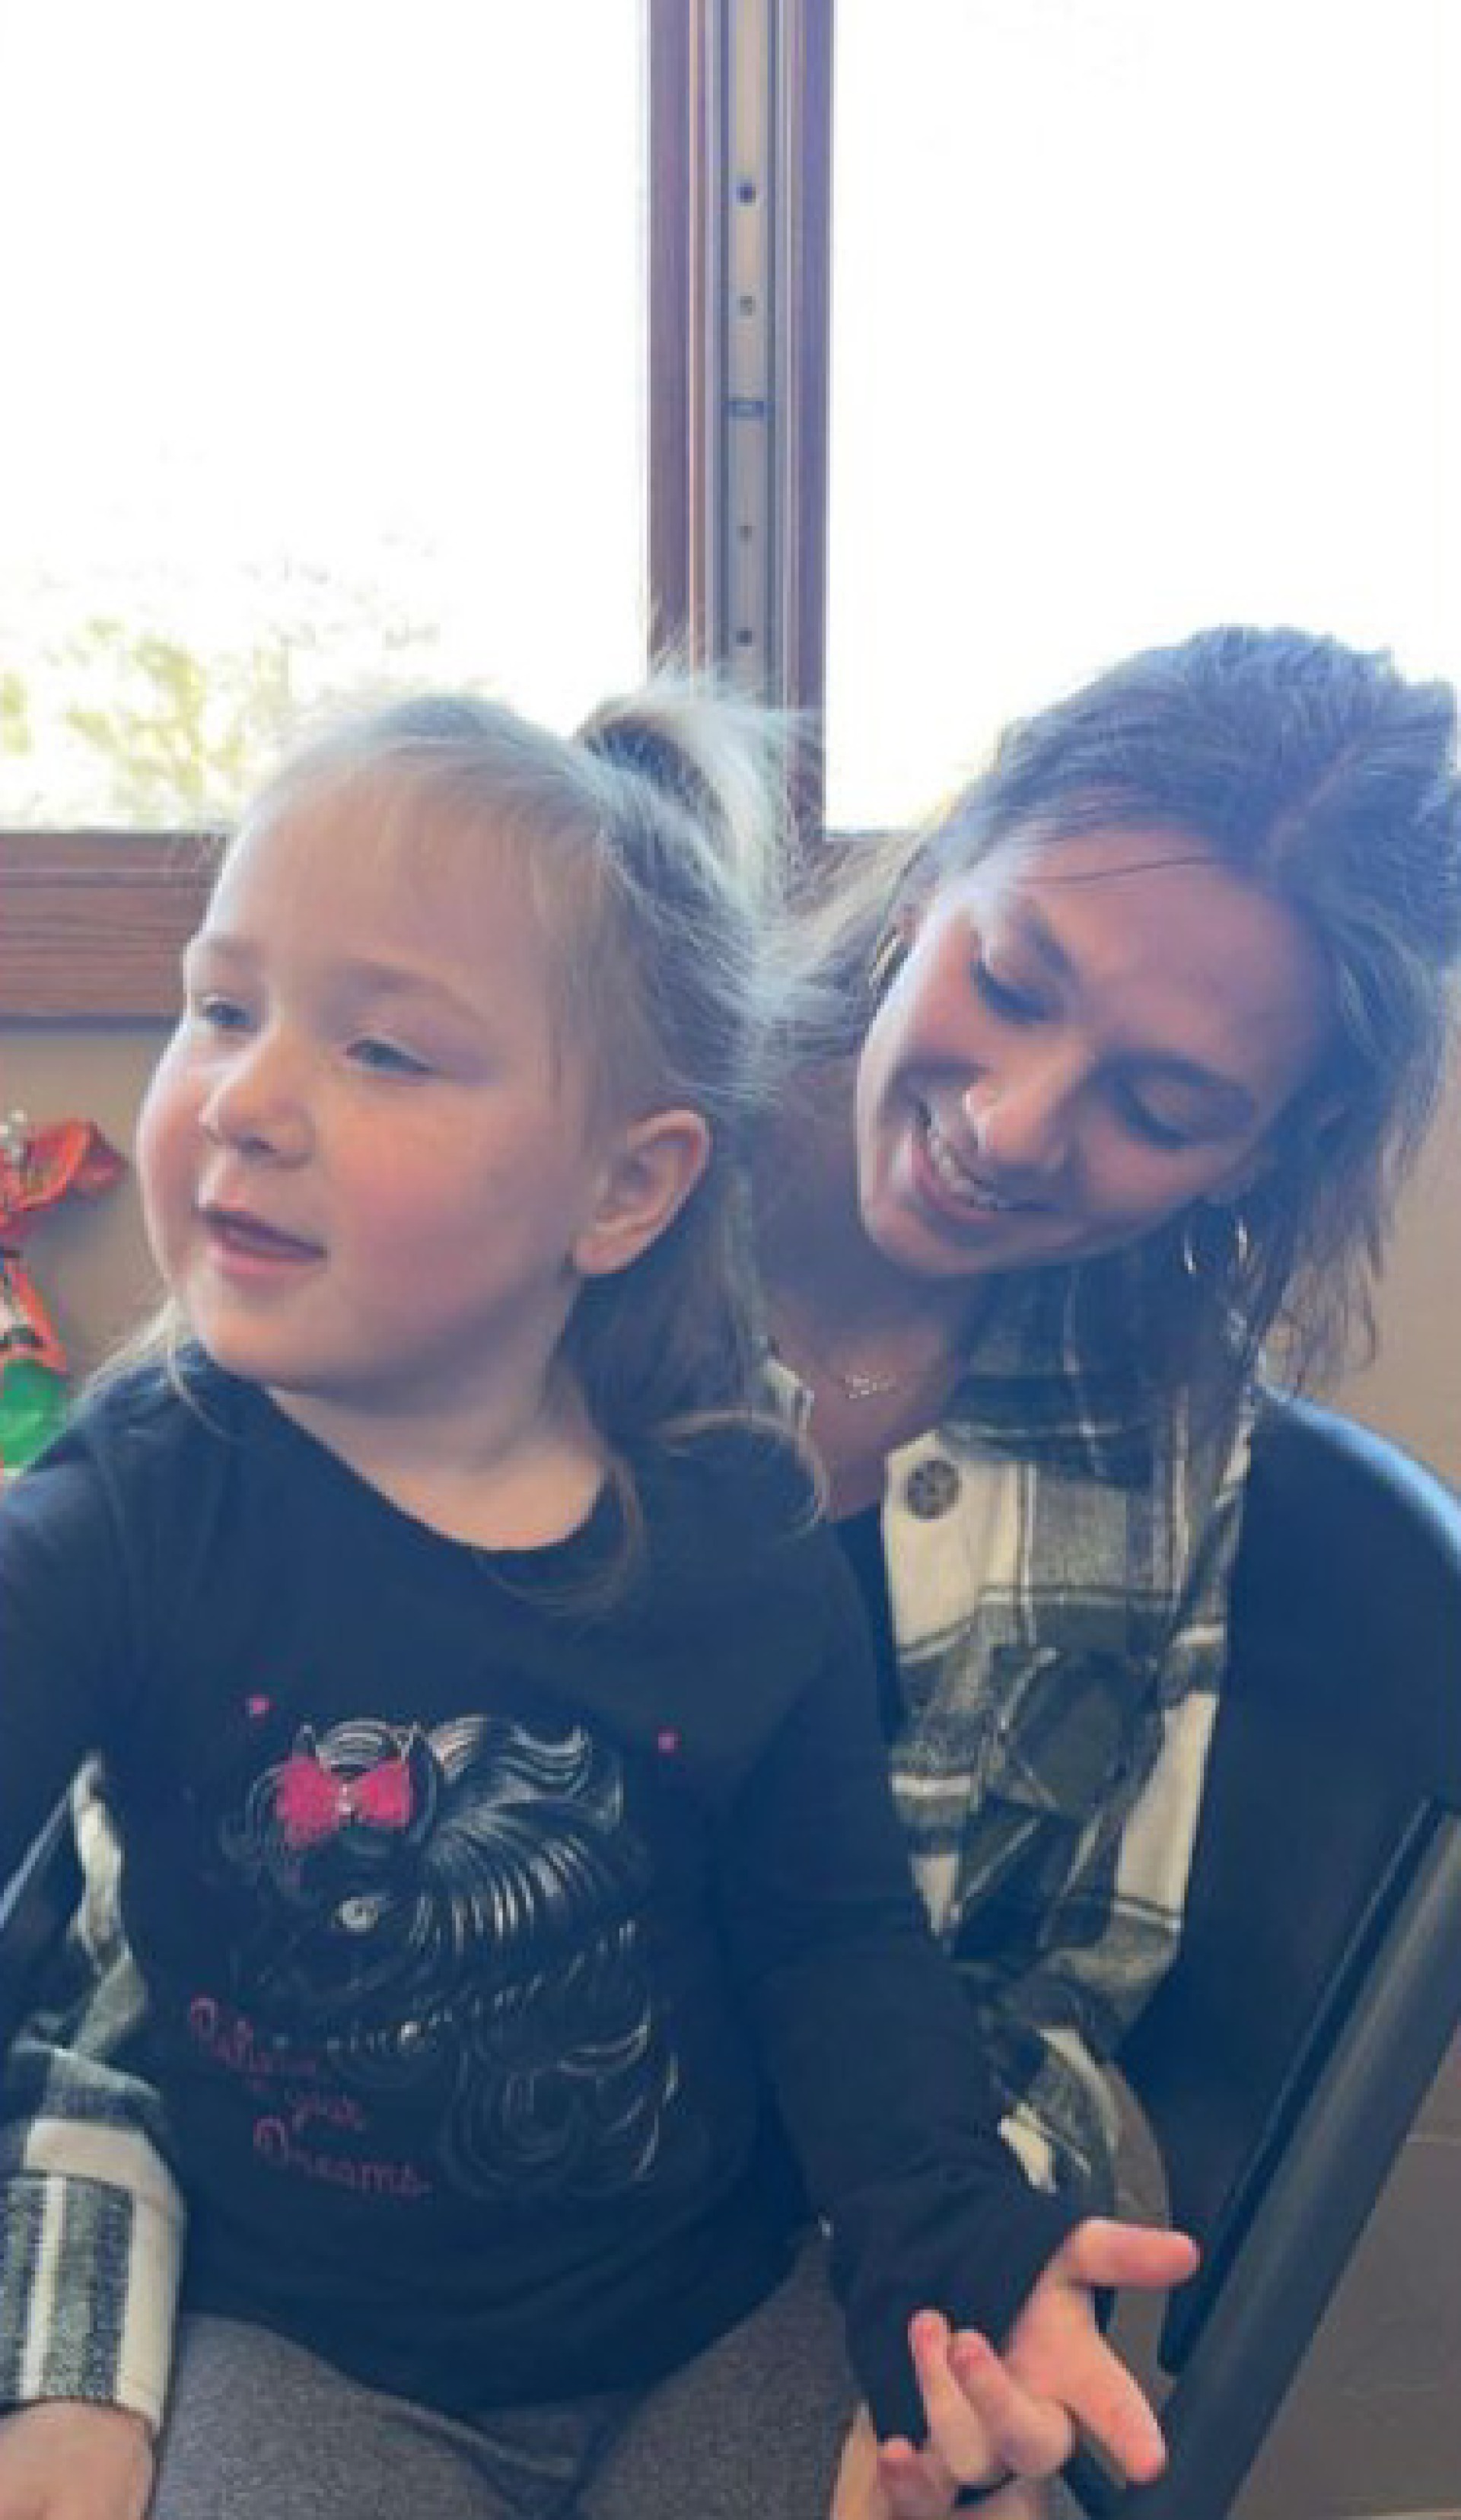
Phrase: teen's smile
[{"left": 912, "top": 1101, "right": 1053, "bottom": 1221}]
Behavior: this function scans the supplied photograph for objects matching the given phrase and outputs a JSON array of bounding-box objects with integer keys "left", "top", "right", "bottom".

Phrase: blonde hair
[{"left": 109, "top": 676, "right": 808, "bottom": 1570}]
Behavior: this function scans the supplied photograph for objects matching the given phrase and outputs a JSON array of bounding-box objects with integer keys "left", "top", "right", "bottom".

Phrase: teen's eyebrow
[
  {"left": 1011, "top": 902, "right": 1259, "bottom": 1121},
  {"left": 1009, "top": 899, "right": 1074, "bottom": 984},
  {"left": 1020, "top": 852, "right": 1223, "bottom": 968}
]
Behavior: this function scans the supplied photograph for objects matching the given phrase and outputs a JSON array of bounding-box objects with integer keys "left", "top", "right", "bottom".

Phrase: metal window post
[{"left": 650, "top": 0, "right": 832, "bottom": 730}]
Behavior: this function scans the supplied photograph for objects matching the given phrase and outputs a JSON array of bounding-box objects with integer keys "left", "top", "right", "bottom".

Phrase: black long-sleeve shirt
[{"left": 0, "top": 1357, "right": 1075, "bottom": 2436}]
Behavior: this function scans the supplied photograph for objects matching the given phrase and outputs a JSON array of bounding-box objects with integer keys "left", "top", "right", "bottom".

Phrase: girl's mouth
[{"left": 200, "top": 1204, "right": 325, "bottom": 1263}]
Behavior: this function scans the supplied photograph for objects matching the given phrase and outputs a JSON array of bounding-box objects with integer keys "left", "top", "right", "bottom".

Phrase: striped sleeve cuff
[{"left": 0, "top": 2126, "right": 184, "bottom": 2430}]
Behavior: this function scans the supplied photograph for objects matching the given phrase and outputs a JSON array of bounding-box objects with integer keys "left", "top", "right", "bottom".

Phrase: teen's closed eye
[
  {"left": 970, "top": 953, "right": 1049, "bottom": 1025},
  {"left": 1111, "top": 1080, "right": 1218, "bottom": 1153}
]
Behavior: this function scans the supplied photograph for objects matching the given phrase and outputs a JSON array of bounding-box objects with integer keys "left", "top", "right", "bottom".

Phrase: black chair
[
  {"left": 0, "top": 1793, "right": 78, "bottom": 2051},
  {"left": 1068, "top": 1392, "right": 1461, "bottom": 2520}
]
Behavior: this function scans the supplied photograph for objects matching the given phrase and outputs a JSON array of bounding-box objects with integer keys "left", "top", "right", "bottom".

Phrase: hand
[
  {"left": 867, "top": 2215, "right": 1200, "bottom": 2518},
  {"left": 0, "top": 2401, "right": 154, "bottom": 2520},
  {"left": 832, "top": 2404, "right": 1043, "bottom": 2519}
]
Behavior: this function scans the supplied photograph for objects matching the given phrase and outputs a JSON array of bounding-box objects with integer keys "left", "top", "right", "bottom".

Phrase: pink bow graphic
[{"left": 273, "top": 1752, "right": 415, "bottom": 1853}]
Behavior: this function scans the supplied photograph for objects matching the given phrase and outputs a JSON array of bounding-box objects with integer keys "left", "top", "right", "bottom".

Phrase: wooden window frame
[
  {"left": 2, "top": 834, "right": 214, "bottom": 1022},
  {"left": 2, "top": 0, "right": 832, "bottom": 1022}
]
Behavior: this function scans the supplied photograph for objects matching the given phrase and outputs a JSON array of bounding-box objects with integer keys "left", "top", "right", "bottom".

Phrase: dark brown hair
[{"left": 802, "top": 626, "right": 1461, "bottom": 1390}]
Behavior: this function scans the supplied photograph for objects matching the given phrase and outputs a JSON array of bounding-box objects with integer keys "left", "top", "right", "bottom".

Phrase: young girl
[{"left": 0, "top": 686, "right": 1186, "bottom": 2519}]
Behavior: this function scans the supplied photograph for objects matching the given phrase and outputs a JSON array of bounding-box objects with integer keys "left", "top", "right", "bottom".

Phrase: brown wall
[{"left": 1335, "top": 1074, "right": 1461, "bottom": 1487}]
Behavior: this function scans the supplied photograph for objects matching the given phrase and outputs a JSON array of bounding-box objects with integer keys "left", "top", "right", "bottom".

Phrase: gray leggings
[{"left": 152, "top": 2236, "right": 859, "bottom": 2520}]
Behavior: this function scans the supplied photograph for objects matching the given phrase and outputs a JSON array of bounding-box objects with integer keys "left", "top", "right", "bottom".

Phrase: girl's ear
[{"left": 573, "top": 1110, "right": 712, "bottom": 1280}]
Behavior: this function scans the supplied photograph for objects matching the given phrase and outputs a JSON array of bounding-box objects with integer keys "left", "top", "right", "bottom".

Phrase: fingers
[
  {"left": 958, "top": 2486, "right": 1049, "bottom": 2520},
  {"left": 874, "top": 2436, "right": 961, "bottom": 2520},
  {"left": 911, "top": 2310, "right": 1033, "bottom": 2488},
  {"left": 1006, "top": 2309, "right": 1168, "bottom": 2485},
  {"left": 909, "top": 2311, "right": 1002, "bottom": 2482},
  {"left": 1055, "top": 2331, "right": 1170, "bottom": 2484},
  {"left": 902, "top": 2311, "right": 1071, "bottom": 2497},
  {"left": 875, "top": 2438, "right": 1051, "bottom": 2520},
  {"left": 1055, "top": 2217, "right": 1200, "bottom": 2294},
  {"left": 943, "top": 2332, "right": 1071, "bottom": 2479},
  {"left": 829, "top": 2407, "right": 893, "bottom": 2520},
  {"left": 886, "top": 2220, "right": 1198, "bottom": 2513},
  {"left": 1002, "top": 2222, "right": 1194, "bottom": 2486}
]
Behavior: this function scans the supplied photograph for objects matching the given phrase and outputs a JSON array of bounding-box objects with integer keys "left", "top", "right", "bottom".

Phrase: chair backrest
[
  {"left": 1071, "top": 1394, "right": 1461, "bottom": 2519},
  {"left": 0, "top": 1796, "right": 80, "bottom": 2052}
]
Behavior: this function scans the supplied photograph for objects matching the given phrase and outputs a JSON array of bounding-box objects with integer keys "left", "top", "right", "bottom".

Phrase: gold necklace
[
  {"left": 829, "top": 1363, "right": 906, "bottom": 1403},
  {"left": 771, "top": 1323, "right": 910, "bottom": 1408},
  {"left": 768, "top": 1271, "right": 972, "bottom": 1415},
  {"left": 784, "top": 1321, "right": 952, "bottom": 1409},
  {"left": 771, "top": 1313, "right": 911, "bottom": 1406}
]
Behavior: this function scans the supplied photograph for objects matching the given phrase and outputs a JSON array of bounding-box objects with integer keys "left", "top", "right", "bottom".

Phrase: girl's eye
[
  {"left": 972, "top": 956, "right": 1046, "bottom": 1023},
  {"left": 193, "top": 993, "right": 252, "bottom": 1033},
  {"left": 347, "top": 1038, "right": 433, "bottom": 1079}
]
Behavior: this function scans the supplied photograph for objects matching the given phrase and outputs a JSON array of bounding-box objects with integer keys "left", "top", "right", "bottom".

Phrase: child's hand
[
  {"left": 0, "top": 2401, "right": 154, "bottom": 2520},
  {"left": 860, "top": 2214, "right": 1200, "bottom": 2518},
  {"left": 832, "top": 2398, "right": 1045, "bottom": 2518},
  {"left": 986, "top": 2215, "right": 1198, "bottom": 2485}
]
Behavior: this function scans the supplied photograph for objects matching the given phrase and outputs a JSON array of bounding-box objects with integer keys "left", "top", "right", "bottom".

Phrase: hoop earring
[
  {"left": 1179, "top": 1203, "right": 1253, "bottom": 1281},
  {"left": 867, "top": 924, "right": 910, "bottom": 1006}
]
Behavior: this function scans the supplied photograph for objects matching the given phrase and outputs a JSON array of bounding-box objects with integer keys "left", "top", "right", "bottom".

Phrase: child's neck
[{"left": 267, "top": 1371, "right": 606, "bottom": 1552}]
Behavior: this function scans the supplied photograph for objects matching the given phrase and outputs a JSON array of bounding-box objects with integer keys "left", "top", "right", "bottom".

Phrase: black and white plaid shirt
[{"left": 774, "top": 1265, "right": 1252, "bottom": 2203}]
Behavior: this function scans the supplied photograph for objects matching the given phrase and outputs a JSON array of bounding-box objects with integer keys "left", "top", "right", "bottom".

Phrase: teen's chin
[
  {"left": 861, "top": 1173, "right": 1014, "bottom": 1281},
  {"left": 862, "top": 1138, "right": 1070, "bottom": 1279}
]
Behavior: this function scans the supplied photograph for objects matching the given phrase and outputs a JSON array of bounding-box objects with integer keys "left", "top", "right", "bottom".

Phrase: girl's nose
[{"left": 199, "top": 1033, "right": 310, "bottom": 1162}]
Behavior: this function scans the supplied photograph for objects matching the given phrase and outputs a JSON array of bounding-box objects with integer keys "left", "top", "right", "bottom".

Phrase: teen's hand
[
  {"left": 832, "top": 2401, "right": 1044, "bottom": 2519},
  {"left": 863, "top": 2216, "right": 1200, "bottom": 2518},
  {"left": 0, "top": 2401, "right": 154, "bottom": 2520}
]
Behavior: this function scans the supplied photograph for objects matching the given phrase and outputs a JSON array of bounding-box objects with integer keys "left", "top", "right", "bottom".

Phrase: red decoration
[{"left": 0, "top": 1112, "right": 126, "bottom": 1473}]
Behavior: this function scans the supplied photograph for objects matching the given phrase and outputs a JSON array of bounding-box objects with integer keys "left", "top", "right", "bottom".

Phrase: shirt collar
[
  {"left": 759, "top": 1257, "right": 1164, "bottom": 1489},
  {"left": 943, "top": 1260, "right": 1163, "bottom": 1486}
]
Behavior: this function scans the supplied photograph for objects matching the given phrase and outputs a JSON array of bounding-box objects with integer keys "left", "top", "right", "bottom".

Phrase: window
[
  {"left": 7, "top": 2, "right": 1456, "bottom": 997},
  {"left": 826, "top": 0, "right": 1459, "bottom": 829},
  {"left": 0, "top": 0, "right": 646, "bottom": 834}
]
